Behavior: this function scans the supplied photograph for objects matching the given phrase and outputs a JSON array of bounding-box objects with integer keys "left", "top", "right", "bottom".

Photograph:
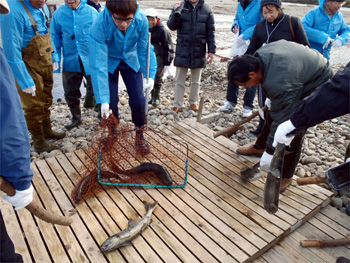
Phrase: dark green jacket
[{"left": 255, "top": 40, "right": 332, "bottom": 152}]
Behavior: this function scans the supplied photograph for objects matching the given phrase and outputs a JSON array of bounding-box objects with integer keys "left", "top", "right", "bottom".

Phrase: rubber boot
[
  {"left": 135, "top": 126, "right": 150, "bottom": 155},
  {"left": 65, "top": 108, "right": 82, "bottom": 130},
  {"left": 30, "top": 128, "right": 59, "bottom": 153},
  {"left": 148, "top": 89, "right": 154, "bottom": 104},
  {"left": 152, "top": 88, "right": 160, "bottom": 108},
  {"left": 43, "top": 117, "right": 66, "bottom": 139},
  {"left": 84, "top": 85, "right": 95, "bottom": 108}
]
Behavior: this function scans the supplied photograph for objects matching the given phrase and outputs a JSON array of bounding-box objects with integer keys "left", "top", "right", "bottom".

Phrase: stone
[{"left": 331, "top": 196, "right": 343, "bottom": 209}]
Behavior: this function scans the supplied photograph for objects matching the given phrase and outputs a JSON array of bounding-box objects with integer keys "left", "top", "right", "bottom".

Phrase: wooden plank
[
  {"left": 320, "top": 205, "right": 350, "bottom": 231},
  {"left": 164, "top": 123, "right": 296, "bottom": 229},
  {"left": 30, "top": 162, "right": 71, "bottom": 263},
  {"left": 0, "top": 196, "right": 32, "bottom": 262},
  {"left": 45, "top": 156, "right": 109, "bottom": 263}
]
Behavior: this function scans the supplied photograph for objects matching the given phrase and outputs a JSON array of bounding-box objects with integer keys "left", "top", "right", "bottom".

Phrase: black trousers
[
  {"left": 62, "top": 58, "right": 92, "bottom": 109},
  {"left": 0, "top": 211, "right": 23, "bottom": 263}
]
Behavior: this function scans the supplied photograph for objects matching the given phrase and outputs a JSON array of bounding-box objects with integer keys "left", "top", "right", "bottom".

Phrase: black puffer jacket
[
  {"left": 167, "top": 0, "right": 216, "bottom": 69},
  {"left": 247, "top": 13, "right": 309, "bottom": 55},
  {"left": 149, "top": 20, "right": 174, "bottom": 66}
]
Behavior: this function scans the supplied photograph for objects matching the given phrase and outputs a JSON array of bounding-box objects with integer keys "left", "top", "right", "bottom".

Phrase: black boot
[
  {"left": 65, "top": 108, "right": 82, "bottom": 130},
  {"left": 148, "top": 89, "right": 154, "bottom": 104},
  {"left": 152, "top": 88, "right": 160, "bottom": 108},
  {"left": 43, "top": 117, "right": 66, "bottom": 139},
  {"left": 30, "top": 128, "right": 59, "bottom": 153},
  {"left": 135, "top": 126, "right": 150, "bottom": 155},
  {"left": 83, "top": 84, "right": 95, "bottom": 108}
]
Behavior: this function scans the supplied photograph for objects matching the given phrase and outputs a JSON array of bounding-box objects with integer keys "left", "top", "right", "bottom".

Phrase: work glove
[
  {"left": 323, "top": 37, "right": 333, "bottom": 49},
  {"left": 101, "top": 102, "right": 111, "bottom": 119},
  {"left": 258, "top": 107, "right": 265, "bottom": 120},
  {"left": 273, "top": 120, "right": 296, "bottom": 147},
  {"left": 332, "top": 39, "right": 342, "bottom": 49},
  {"left": 53, "top": 62, "right": 59, "bottom": 71},
  {"left": 3, "top": 184, "right": 34, "bottom": 210},
  {"left": 23, "top": 85, "right": 36, "bottom": 96},
  {"left": 260, "top": 151, "right": 273, "bottom": 172},
  {"left": 143, "top": 78, "right": 154, "bottom": 93},
  {"left": 164, "top": 66, "right": 171, "bottom": 75},
  {"left": 265, "top": 98, "right": 271, "bottom": 109}
]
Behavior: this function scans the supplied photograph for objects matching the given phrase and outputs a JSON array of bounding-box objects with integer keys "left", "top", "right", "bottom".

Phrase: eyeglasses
[{"left": 112, "top": 15, "right": 134, "bottom": 24}]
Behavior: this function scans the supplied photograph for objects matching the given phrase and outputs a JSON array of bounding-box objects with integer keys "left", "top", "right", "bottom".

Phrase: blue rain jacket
[
  {"left": 89, "top": 3, "right": 157, "bottom": 104},
  {"left": 302, "top": 0, "right": 350, "bottom": 60},
  {"left": 0, "top": 48, "right": 33, "bottom": 191},
  {"left": 0, "top": 0, "right": 59, "bottom": 89},
  {"left": 232, "top": 0, "right": 263, "bottom": 40},
  {"left": 50, "top": 0, "right": 98, "bottom": 74}
]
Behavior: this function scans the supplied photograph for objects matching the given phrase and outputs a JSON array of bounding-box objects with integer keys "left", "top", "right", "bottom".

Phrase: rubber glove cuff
[
  {"left": 23, "top": 85, "right": 36, "bottom": 97},
  {"left": 101, "top": 103, "right": 110, "bottom": 119},
  {"left": 3, "top": 184, "right": 34, "bottom": 210},
  {"left": 273, "top": 120, "right": 296, "bottom": 147}
]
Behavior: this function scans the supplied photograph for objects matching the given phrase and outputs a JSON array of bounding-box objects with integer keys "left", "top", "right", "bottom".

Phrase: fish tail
[{"left": 143, "top": 200, "right": 158, "bottom": 211}]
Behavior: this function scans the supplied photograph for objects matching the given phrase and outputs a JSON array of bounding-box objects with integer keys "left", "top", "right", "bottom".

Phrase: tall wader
[{"left": 16, "top": 0, "right": 65, "bottom": 153}]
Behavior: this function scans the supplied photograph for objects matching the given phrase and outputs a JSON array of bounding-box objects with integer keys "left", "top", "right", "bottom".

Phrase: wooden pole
[
  {"left": 296, "top": 176, "right": 328, "bottom": 186},
  {"left": 0, "top": 176, "right": 72, "bottom": 226},
  {"left": 196, "top": 96, "right": 205, "bottom": 122},
  {"left": 300, "top": 238, "right": 350, "bottom": 248}
]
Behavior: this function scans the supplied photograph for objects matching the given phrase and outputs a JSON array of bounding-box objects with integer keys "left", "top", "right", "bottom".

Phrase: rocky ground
[{"left": 33, "top": 1, "right": 350, "bottom": 214}]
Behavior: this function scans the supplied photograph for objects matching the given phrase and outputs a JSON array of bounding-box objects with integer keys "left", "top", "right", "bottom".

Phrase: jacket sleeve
[
  {"left": 161, "top": 28, "right": 174, "bottom": 65},
  {"left": 290, "top": 63, "right": 350, "bottom": 129},
  {"left": 302, "top": 11, "right": 329, "bottom": 46},
  {"left": 89, "top": 18, "right": 110, "bottom": 104},
  {"left": 206, "top": 7, "right": 216, "bottom": 54},
  {"left": 167, "top": 9, "right": 181, "bottom": 31},
  {"left": 292, "top": 16, "right": 310, "bottom": 46},
  {"left": 1, "top": 11, "right": 35, "bottom": 89},
  {"left": 335, "top": 19, "right": 350, "bottom": 46},
  {"left": 246, "top": 23, "right": 261, "bottom": 55},
  {"left": 50, "top": 12, "right": 63, "bottom": 72}
]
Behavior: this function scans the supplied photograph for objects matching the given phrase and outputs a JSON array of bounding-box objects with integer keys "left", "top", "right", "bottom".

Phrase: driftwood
[
  {"left": 0, "top": 176, "right": 72, "bottom": 226},
  {"left": 196, "top": 96, "right": 205, "bottom": 123},
  {"left": 213, "top": 106, "right": 267, "bottom": 139},
  {"left": 297, "top": 176, "right": 328, "bottom": 186},
  {"left": 300, "top": 238, "right": 350, "bottom": 248}
]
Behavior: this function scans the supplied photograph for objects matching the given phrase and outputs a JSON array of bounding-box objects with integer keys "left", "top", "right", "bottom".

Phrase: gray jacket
[
  {"left": 167, "top": 0, "right": 216, "bottom": 69},
  {"left": 255, "top": 40, "right": 332, "bottom": 152}
]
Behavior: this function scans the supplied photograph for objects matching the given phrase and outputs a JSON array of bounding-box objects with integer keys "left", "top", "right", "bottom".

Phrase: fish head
[{"left": 100, "top": 236, "right": 123, "bottom": 252}]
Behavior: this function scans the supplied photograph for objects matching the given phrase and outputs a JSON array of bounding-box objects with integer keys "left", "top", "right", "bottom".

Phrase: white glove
[
  {"left": 237, "top": 34, "right": 247, "bottom": 45},
  {"left": 265, "top": 98, "right": 271, "bottom": 109},
  {"left": 332, "top": 39, "right": 342, "bottom": 49},
  {"left": 273, "top": 120, "right": 296, "bottom": 147},
  {"left": 258, "top": 107, "right": 265, "bottom": 120},
  {"left": 260, "top": 151, "right": 273, "bottom": 172},
  {"left": 101, "top": 103, "right": 110, "bottom": 119},
  {"left": 164, "top": 66, "right": 171, "bottom": 75},
  {"left": 53, "top": 62, "right": 59, "bottom": 71},
  {"left": 3, "top": 184, "right": 34, "bottom": 210},
  {"left": 23, "top": 85, "right": 36, "bottom": 96},
  {"left": 323, "top": 37, "right": 333, "bottom": 49},
  {"left": 143, "top": 78, "right": 154, "bottom": 93}
]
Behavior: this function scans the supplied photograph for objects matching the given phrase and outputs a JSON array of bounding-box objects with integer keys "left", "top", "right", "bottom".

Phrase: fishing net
[{"left": 71, "top": 114, "right": 189, "bottom": 203}]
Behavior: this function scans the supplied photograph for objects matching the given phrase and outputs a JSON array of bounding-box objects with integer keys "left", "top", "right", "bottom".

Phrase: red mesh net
[{"left": 71, "top": 114, "right": 188, "bottom": 203}]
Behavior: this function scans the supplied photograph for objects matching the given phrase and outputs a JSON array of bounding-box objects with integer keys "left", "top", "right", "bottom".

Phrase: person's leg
[
  {"left": 119, "top": 61, "right": 149, "bottom": 155},
  {"left": 108, "top": 69, "right": 120, "bottom": 120},
  {"left": 152, "top": 57, "right": 164, "bottom": 107},
  {"left": 188, "top": 67, "right": 203, "bottom": 109},
  {"left": 242, "top": 86, "right": 257, "bottom": 117},
  {"left": 173, "top": 67, "right": 188, "bottom": 109},
  {"left": 62, "top": 70, "right": 84, "bottom": 130},
  {"left": 0, "top": 211, "right": 23, "bottom": 263},
  {"left": 220, "top": 82, "right": 237, "bottom": 111}
]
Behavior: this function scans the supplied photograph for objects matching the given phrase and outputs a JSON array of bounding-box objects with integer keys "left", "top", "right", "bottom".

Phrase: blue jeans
[
  {"left": 227, "top": 82, "right": 257, "bottom": 110},
  {"left": 108, "top": 60, "right": 145, "bottom": 127}
]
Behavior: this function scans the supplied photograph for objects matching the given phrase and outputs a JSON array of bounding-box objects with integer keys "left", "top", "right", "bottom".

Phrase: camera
[{"left": 174, "top": 2, "right": 189, "bottom": 17}]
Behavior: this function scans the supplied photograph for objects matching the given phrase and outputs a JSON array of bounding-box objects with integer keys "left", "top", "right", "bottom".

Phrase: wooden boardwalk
[{"left": 1, "top": 120, "right": 349, "bottom": 263}]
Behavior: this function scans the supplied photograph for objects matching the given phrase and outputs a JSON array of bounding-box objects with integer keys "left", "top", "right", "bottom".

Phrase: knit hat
[
  {"left": 260, "top": 0, "right": 282, "bottom": 9},
  {"left": 0, "top": 0, "right": 10, "bottom": 14}
]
